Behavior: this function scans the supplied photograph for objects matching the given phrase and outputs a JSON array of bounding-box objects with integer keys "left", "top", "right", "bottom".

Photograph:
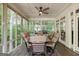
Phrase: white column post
[
  {"left": 9, "top": 12, "right": 14, "bottom": 51},
  {"left": 15, "top": 14, "right": 17, "bottom": 47},
  {"left": 2, "top": 4, "right": 7, "bottom": 53},
  {"left": 73, "top": 10, "right": 77, "bottom": 51},
  {"left": 21, "top": 17, "right": 23, "bottom": 44}
]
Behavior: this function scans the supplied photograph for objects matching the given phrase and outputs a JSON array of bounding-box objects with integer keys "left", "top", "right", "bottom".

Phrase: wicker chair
[
  {"left": 46, "top": 33, "right": 59, "bottom": 55},
  {"left": 22, "top": 32, "right": 31, "bottom": 52}
]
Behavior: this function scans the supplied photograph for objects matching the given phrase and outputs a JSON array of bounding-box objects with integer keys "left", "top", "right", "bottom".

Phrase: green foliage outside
[
  {"left": 17, "top": 21, "right": 22, "bottom": 46},
  {"left": 7, "top": 9, "right": 27, "bottom": 48},
  {"left": 28, "top": 20, "right": 55, "bottom": 35},
  {"left": 0, "top": 4, "right": 3, "bottom": 44}
]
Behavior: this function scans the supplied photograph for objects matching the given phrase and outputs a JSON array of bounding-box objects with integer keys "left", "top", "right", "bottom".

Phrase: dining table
[{"left": 29, "top": 35, "right": 47, "bottom": 43}]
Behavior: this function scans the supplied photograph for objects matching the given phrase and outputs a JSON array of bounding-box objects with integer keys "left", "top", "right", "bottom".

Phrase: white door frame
[{"left": 75, "top": 14, "right": 79, "bottom": 52}]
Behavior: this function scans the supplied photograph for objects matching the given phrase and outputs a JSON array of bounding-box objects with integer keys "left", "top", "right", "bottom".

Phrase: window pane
[
  {"left": 7, "top": 8, "right": 17, "bottom": 49},
  {"left": 7, "top": 7, "right": 27, "bottom": 52},
  {"left": 17, "top": 15, "right": 21, "bottom": 46},
  {"left": 23, "top": 19, "right": 28, "bottom": 32},
  {"left": 60, "top": 19, "right": 66, "bottom": 41},
  {"left": 12, "top": 12, "right": 17, "bottom": 48},
  {"left": 28, "top": 20, "right": 55, "bottom": 35}
]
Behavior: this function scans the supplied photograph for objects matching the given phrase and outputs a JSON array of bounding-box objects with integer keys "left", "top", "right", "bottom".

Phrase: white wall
[
  {"left": 56, "top": 4, "right": 79, "bottom": 52},
  {"left": 56, "top": 4, "right": 74, "bottom": 48}
]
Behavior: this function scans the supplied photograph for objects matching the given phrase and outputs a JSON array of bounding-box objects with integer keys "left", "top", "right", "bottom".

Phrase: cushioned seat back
[
  {"left": 23, "top": 32, "right": 30, "bottom": 42},
  {"left": 52, "top": 33, "right": 59, "bottom": 42}
]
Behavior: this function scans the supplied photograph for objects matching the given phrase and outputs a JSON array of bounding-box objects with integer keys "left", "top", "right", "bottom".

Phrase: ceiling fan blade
[
  {"left": 43, "top": 7, "right": 49, "bottom": 11},
  {"left": 35, "top": 7, "right": 39, "bottom": 10},
  {"left": 43, "top": 11, "right": 48, "bottom": 14}
]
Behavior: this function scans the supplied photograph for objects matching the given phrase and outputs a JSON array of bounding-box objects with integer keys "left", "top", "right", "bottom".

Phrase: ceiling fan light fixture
[
  {"left": 35, "top": 6, "right": 49, "bottom": 16},
  {"left": 39, "top": 11, "right": 42, "bottom": 15}
]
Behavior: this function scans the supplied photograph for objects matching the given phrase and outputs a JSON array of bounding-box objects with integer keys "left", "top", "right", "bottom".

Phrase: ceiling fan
[{"left": 35, "top": 6, "right": 49, "bottom": 16}]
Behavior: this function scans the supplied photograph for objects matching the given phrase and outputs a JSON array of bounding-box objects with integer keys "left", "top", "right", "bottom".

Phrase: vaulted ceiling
[{"left": 10, "top": 3, "right": 71, "bottom": 18}]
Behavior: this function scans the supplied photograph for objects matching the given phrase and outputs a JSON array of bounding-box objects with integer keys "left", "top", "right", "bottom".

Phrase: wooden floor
[
  {"left": 56, "top": 42, "right": 79, "bottom": 56},
  {"left": 0, "top": 42, "right": 79, "bottom": 56}
]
